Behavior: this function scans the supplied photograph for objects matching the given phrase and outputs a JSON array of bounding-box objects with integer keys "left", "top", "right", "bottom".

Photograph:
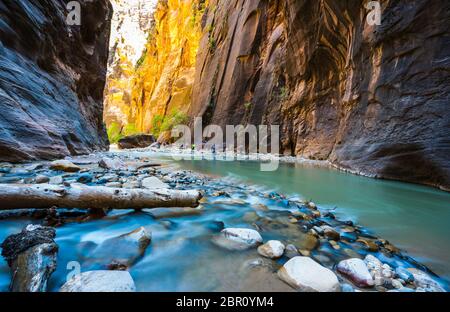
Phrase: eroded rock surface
[
  {"left": 1, "top": 225, "right": 58, "bottom": 292},
  {"left": 190, "top": 0, "right": 450, "bottom": 190},
  {"left": 60, "top": 270, "right": 136, "bottom": 292},
  {"left": 0, "top": 0, "right": 111, "bottom": 162}
]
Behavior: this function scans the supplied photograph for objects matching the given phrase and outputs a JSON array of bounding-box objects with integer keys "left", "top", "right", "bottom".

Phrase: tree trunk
[{"left": 0, "top": 184, "right": 202, "bottom": 210}]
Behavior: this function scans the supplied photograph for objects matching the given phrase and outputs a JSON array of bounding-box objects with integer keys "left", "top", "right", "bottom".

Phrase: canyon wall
[
  {"left": 190, "top": 0, "right": 450, "bottom": 190},
  {"left": 104, "top": 0, "right": 205, "bottom": 142},
  {"left": 103, "top": 0, "right": 157, "bottom": 135},
  {"left": 0, "top": 0, "right": 111, "bottom": 162}
]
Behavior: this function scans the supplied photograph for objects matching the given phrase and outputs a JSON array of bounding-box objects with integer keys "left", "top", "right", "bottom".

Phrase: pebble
[
  {"left": 77, "top": 172, "right": 93, "bottom": 184},
  {"left": 105, "top": 182, "right": 122, "bottom": 188},
  {"left": 35, "top": 175, "right": 50, "bottom": 184}
]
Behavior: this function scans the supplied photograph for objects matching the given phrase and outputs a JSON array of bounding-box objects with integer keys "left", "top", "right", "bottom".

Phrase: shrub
[{"left": 107, "top": 122, "right": 124, "bottom": 143}]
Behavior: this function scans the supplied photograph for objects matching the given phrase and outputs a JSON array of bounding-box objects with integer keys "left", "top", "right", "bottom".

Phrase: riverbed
[{"left": 0, "top": 150, "right": 449, "bottom": 292}]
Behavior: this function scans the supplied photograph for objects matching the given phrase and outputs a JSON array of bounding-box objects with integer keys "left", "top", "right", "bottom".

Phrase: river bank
[{"left": 0, "top": 151, "right": 448, "bottom": 292}]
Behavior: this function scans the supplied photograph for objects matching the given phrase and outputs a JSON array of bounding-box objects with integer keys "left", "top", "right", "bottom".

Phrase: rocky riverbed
[{"left": 0, "top": 152, "right": 447, "bottom": 292}]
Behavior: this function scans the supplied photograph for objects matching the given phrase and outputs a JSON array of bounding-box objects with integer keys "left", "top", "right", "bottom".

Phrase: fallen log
[{"left": 0, "top": 184, "right": 202, "bottom": 210}]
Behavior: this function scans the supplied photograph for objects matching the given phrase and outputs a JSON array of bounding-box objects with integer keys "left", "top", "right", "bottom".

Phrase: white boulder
[
  {"left": 278, "top": 257, "right": 341, "bottom": 292},
  {"left": 213, "top": 228, "right": 263, "bottom": 251},
  {"left": 60, "top": 271, "right": 136, "bottom": 292},
  {"left": 337, "top": 258, "right": 374, "bottom": 288}
]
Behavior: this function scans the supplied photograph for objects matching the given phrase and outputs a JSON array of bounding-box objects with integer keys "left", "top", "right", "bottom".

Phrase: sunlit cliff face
[
  {"left": 104, "top": 0, "right": 206, "bottom": 143},
  {"left": 103, "top": 0, "right": 158, "bottom": 139}
]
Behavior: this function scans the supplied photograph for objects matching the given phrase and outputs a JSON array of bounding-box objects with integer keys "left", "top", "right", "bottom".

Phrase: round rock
[
  {"left": 337, "top": 258, "right": 374, "bottom": 288},
  {"left": 257, "top": 240, "right": 285, "bottom": 259},
  {"left": 213, "top": 228, "right": 263, "bottom": 251},
  {"left": 60, "top": 271, "right": 136, "bottom": 292},
  {"left": 277, "top": 257, "right": 341, "bottom": 292}
]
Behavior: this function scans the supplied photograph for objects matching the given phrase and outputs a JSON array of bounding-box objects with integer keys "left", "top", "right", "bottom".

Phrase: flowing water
[
  {"left": 170, "top": 156, "right": 450, "bottom": 280},
  {"left": 0, "top": 152, "right": 449, "bottom": 292}
]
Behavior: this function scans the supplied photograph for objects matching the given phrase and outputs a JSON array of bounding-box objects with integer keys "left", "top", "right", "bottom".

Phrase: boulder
[
  {"left": 337, "top": 258, "right": 374, "bottom": 288},
  {"left": 277, "top": 257, "right": 341, "bottom": 292},
  {"left": 213, "top": 228, "right": 263, "bottom": 251},
  {"left": 141, "top": 176, "right": 169, "bottom": 189},
  {"left": 50, "top": 160, "right": 80, "bottom": 172},
  {"left": 99, "top": 157, "right": 126, "bottom": 171},
  {"left": 60, "top": 271, "right": 136, "bottom": 292},
  {"left": 118, "top": 134, "right": 155, "bottom": 150},
  {"left": 257, "top": 240, "right": 285, "bottom": 259},
  {"left": 88, "top": 227, "right": 151, "bottom": 269},
  {"left": 1, "top": 225, "right": 58, "bottom": 292}
]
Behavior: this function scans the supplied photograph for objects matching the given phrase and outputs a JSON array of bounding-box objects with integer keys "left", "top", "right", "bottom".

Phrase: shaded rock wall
[
  {"left": 0, "top": 0, "right": 112, "bottom": 162},
  {"left": 190, "top": 0, "right": 450, "bottom": 190}
]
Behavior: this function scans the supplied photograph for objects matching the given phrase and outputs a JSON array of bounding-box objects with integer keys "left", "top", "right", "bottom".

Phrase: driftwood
[{"left": 0, "top": 184, "right": 202, "bottom": 210}]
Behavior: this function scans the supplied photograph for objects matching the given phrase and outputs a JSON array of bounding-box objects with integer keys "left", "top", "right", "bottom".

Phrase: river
[{"left": 0, "top": 151, "right": 449, "bottom": 291}]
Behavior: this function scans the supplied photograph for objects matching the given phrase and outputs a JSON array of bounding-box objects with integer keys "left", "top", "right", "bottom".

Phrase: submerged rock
[
  {"left": 337, "top": 258, "right": 374, "bottom": 288},
  {"left": 146, "top": 207, "right": 203, "bottom": 219},
  {"left": 395, "top": 267, "right": 415, "bottom": 283},
  {"left": 257, "top": 240, "right": 285, "bottom": 259},
  {"left": 35, "top": 175, "right": 50, "bottom": 184},
  {"left": 277, "top": 257, "right": 341, "bottom": 292},
  {"left": 60, "top": 271, "right": 136, "bottom": 292},
  {"left": 1, "top": 225, "right": 58, "bottom": 292},
  {"left": 407, "top": 268, "right": 446, "bottom": 292},
  {"left": 50, "top": 160, "right": 81, "bottom": 173},
  {"left": 213, "top": 228, "right": 263, "bottom": 251},
  {"left": 77, "top": 172, "right": 94, "bottom": 184},
  {"left": 88, "top": 227, "right": 151, "bottom": 270}
]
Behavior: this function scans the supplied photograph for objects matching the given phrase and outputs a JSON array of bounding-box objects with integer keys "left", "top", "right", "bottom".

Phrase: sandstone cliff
[
  {"left": 0, "top": 0, "right": 111, "bottom": 162},
  {"left": 103, "top": 0, "right": 157, "bottom": 136},
  {"left": 105, "top": 0, "right": 204, "bottom": 141},
  {"left": 190, "top": 0, "right": 450, "bottom": 190}
]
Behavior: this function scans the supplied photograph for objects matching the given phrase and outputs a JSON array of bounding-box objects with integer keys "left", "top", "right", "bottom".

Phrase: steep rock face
[
  {"left": 0, "top": 0, "right": 111, "bottom": 162},
  {"left": 190, "top": 0, "right": 450, "bottom": 190},
  {"left": 105, "top": 0, "right": 205, "bottom": 141},
  {"left": 129, "top": 0, "right": 205, "bottom": 137},
  {"left": 103, "top": 0, "right": 157, "bottom": 131}
]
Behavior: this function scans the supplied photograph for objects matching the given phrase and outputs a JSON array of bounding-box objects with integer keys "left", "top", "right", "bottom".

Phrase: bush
[{"left": 107, "top": 122, "right": 124, "bottom": 143}]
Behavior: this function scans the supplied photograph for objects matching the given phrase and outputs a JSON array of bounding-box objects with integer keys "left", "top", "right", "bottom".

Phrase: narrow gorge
[{"left": 0, "top": 0, "right": 449, "bottom": 294}]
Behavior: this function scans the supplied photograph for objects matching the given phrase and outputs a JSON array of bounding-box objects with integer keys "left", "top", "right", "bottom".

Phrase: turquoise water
[
  {"left": 170, "top": 157, "right": 450, "bottom": 280},
  {"left": 0, "top": 154, "right": 449, "bottom": 291}
]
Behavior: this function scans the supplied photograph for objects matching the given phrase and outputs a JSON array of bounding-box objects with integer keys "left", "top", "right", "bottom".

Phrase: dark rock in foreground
[
  {"left": 0, "top": 0, "right": 112, "bottom": 162},
  {"left": 118, "top": 134, "right": 156, "bottom": 150},
  {"left": 1, "top": 225, "right": 58, "bottom": 292}
]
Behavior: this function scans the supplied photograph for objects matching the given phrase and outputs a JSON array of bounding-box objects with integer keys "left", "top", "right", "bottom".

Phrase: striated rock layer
[
  {"left": 104, "top": 0, "right": 205, "bottom": 141},
  {"left": 0, "top": 0, "right": 111, "bottom": 162},
  {"left": 103, "top": 0, "right": 157, "bottom": 132},
  {"left": 190, "top": 0, "right": 450, "bottom": 190}
]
